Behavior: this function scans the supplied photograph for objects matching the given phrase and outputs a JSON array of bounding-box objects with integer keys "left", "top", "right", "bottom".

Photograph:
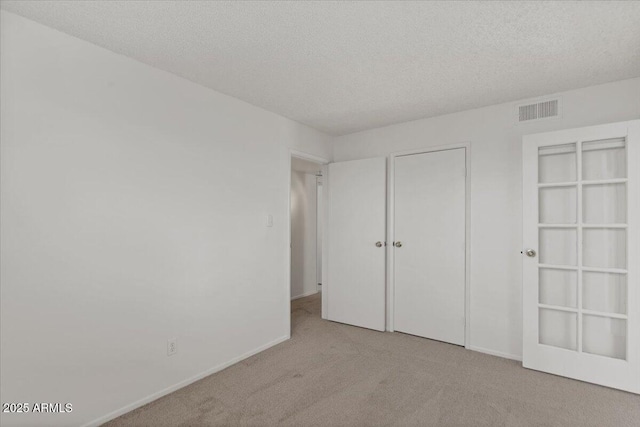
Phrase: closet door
[
  {"left": 326, "top": 157, "right": 386, "bottom": 331},
  {"left": 393, "top": 148, "right": 466, "bottom": 345},
  {"left": 523, "top": 120, "right": 640, "bottom": 393}
]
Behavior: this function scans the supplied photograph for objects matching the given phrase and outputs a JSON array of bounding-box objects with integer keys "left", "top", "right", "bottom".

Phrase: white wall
[
  {"left": 290, "top": 171, "right": 319, "bottom": 299},
  {"left": 0, "top": 11, "right": 331, "bottom": 427},
  {"left": 332, "top": 77, "right": 640, "bottom": 360}
]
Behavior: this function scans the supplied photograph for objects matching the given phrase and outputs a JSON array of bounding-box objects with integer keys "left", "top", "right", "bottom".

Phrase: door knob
[
  {"left": 525, "top": 249, "right": 536, "bottom": 257},
  {"left": 375, "top": 241, "right": 383, "bottom": 247},
  {"left": 394, "top": 241, "right": 402, "bottom": 248}
]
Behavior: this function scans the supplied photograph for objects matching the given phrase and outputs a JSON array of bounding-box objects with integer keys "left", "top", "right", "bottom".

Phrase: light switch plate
[{"left": 167, "top": 338, "right": 177, "bottom": 356}]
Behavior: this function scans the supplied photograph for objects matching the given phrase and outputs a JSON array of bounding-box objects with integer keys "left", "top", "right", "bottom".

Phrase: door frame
[
  {"left": 387, "top": 142, "right": 471, "bottom": 348},
  {"left": 521, "top": 120, "right": 640, "bottom": 393},
  {"left": 315, "top": 177, "right": 323, "bottom": 293},
  {"left": 286, "top": 149, "right": 329, "bottom": 337}
]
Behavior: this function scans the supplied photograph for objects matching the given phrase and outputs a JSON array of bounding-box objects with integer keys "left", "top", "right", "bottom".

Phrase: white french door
[
  {"left": 523, "top": 120, "right": 640, "bottom": 393},
  {"left": 326, "top": 157, "right": 386, "bottom": 331},
  {"left": 393, "top": 148, "right": 466, "bottom": 345}
]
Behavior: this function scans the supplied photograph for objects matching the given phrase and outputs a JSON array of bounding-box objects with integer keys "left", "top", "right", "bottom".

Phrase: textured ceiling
[{"left": 2, "top": 1, "right": 640, "bottom": 135}]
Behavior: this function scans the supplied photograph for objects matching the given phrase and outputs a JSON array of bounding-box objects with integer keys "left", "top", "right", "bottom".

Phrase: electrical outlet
[{"left": 167, "top": 338, "right": 177, "bottom": 356}]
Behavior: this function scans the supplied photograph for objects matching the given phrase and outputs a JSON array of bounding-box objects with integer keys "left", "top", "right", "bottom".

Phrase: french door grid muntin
[{"left": 537, "top": 137, "right": 628, "bottom": 360}]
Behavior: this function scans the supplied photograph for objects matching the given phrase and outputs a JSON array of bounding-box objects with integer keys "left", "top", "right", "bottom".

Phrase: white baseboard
[
  {"left": 291, "top": 289, "right": 319, "bottom": 300},
  {"left": 467, "top": 345, "right": 522, "bottom": 362},
  {"left": 82, "top": 335, "right": 290, "bottom": 427}
]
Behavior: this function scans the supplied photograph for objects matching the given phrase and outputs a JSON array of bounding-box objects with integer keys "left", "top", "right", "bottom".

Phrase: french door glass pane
[
  {"left": 583, "top": 184, "right": 626, "bottom": 224},
  {"left": 583, "top": 228, "right": 627, "bottom": 269},
  {"left": 539, "top": 308, "right": 577, "bottom": 350},
  {"left": 539, "top": 186, "right": 577, "bottom": 224},
  {"left": 582, "top": 138, "right": 626, "bottom": 180},
  {"left": 583, "top": 272, "right": 627, "bottom": 315},
  {"left": 536, "top": 136, "right": 630, "bottom": 364},
  {"left": 539, "top": 268, "right": 577, "bottom": 308},
  {"left": 582, "top": 315, "right": 626, "bottom": 360},
  {"left": 539, "top": 228, "right": 577, "bottom": 266},
  {"left": 539, "top": 144, "right": 576, "bottom": 183}
]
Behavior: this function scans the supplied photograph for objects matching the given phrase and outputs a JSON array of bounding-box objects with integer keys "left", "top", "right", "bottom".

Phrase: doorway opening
[{"left": 289, "top": 153, "right": 326, "bottom": 328}]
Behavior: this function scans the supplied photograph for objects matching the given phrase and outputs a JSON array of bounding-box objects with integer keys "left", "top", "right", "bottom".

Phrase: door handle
[
  {"left": 525, "top": 248, "right": 536, "bottom": 257},
  {"left": 375, "top": 241, "right": 383, "bottom": 247},
  {"left": 394, "top": 241, "right": 402, "bottom": 248}
]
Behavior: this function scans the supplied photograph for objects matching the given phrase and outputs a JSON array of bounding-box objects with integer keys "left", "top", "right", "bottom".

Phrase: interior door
[
  {"left": 327, "top": 157, "right": 386, "bottom": 331},
  {"left": 523, "top": 120, "right": 640, "bottom": 393},
  {"left": 393, "top": 148, "right": 466, "bottom": 345}
]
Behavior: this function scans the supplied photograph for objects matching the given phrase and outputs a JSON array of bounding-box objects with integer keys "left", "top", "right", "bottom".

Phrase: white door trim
[
  {"left": 315, "top": 177, "right": 323, "bottom": 293},
  {"left": 286, "top": 149, "right": 329, "bottom": 336},
  {"left": 387, "top": 142, "right": 471, "bottom": 349}
]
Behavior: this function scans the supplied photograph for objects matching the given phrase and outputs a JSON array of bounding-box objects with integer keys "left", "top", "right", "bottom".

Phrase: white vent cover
[{"left": 518, "top": 98, "right": 560, "bottom": 122}]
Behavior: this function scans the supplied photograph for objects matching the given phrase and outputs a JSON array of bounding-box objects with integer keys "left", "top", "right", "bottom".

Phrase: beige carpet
[{"left": 107, "top": 293, "right": 640, "bottom": 426}]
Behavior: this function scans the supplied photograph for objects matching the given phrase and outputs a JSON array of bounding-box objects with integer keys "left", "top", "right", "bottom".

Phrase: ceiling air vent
[{"left": 518, "top": 98, "right": 560, "bottom": 122}]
